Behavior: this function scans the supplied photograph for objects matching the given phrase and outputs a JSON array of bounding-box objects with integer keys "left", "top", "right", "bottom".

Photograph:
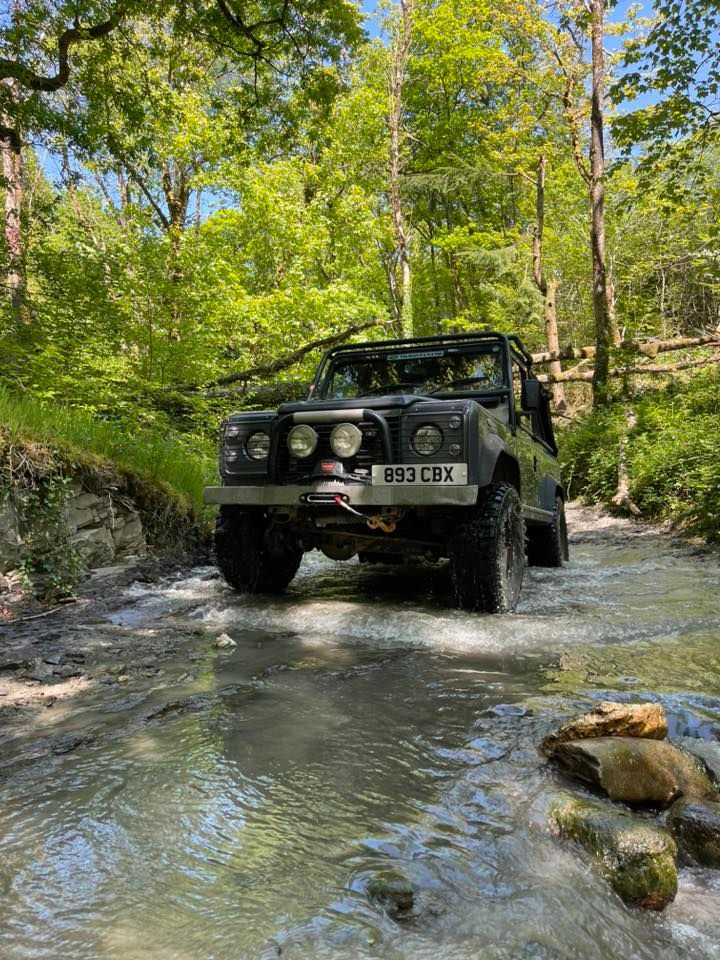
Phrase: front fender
[{"left": 474, "top": 432, "right": 514, "bottom": 487}]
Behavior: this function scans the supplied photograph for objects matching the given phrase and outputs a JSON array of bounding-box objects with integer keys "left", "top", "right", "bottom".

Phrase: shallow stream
[{"left": 2, "top": 515, "right": 720, "bottom": 959}]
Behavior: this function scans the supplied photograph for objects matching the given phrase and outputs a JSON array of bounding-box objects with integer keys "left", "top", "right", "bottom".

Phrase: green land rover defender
[{"left": 204, "top": 331, "right": 568, "bottom": 612}]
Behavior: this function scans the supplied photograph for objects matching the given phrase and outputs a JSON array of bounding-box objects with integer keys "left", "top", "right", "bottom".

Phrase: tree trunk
[
  {"left": 389, "top": 0, "right": 413, "bottom": 337},
  {"left": 611, "top": 408, "right": 640, "bottom": 515},
  {"left": 589, "top": 0, "right": 619, "bottom": 406},
  {"left": 532, "top": 155, "right": 566, "bottom": 410},
  {"left": 1, "top": 122, "right": 26, "bottom": 326}
]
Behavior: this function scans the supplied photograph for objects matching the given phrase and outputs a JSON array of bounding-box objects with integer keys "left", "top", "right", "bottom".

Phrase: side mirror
[{"left": 521, "top": 378, "right": 543, "bottom": 411}]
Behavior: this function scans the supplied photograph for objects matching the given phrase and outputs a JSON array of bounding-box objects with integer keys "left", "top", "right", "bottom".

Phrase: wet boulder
[
  {"left": 550, "top": 737, "right": 718, "bottom": 809},
  {"left": 667, "top": 798, "right": 720, "bottom": 867},
  {"left": 552, "top": 737, "right": 717, "bottom": 806},
  {"left": 549, "top": 793, "right": 678, "bottom": 911},
  {"left": 541, "top": 701, "right": 667, "bottom": 755},
  {"left": 366, "top": 869, "right": 415, "bottom": 917}
]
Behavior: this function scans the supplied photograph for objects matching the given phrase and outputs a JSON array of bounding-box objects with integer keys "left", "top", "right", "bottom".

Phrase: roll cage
[{"left": 312, "top": 331, "right": 554, "bottom": 447}]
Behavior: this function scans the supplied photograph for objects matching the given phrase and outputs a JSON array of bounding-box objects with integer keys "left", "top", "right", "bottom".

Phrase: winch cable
[{"left": 333, "top": 495, "right": 396, "bottom": 534}]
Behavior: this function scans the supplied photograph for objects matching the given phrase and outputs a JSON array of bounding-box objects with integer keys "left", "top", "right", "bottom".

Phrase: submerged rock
[
  {"left": 667, "top": 798, "right": 720, "bottom": 867},
  {"left": 215, "top": 633, "right": 236, "bottom": 650},
  {"left": 542, "top": 701, "right": 667, "bottom": 755},
  {"left": 549, "top": 793, "right": 678, "bottom": 910},
  {"left": 366, "top": 869, "right": 415, "bottom": 917},
  {"left": 550, "top": 737, "right": 718, "bottom": 809}
]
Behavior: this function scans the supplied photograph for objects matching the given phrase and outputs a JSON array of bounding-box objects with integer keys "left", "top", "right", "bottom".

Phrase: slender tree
[
  {"left": 588, "top": 0, "right": 619, "bottom": 405},
  {"left": 388, "top": 0, "right": 413, "bottom": 337},
  {"left": 531, "top": 155, "right": 566, "bottom": 410}
]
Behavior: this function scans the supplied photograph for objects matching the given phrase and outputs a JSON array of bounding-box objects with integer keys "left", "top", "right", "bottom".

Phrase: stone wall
[{"left": 0, "top": 480, "right": 147, "bottom": 574}]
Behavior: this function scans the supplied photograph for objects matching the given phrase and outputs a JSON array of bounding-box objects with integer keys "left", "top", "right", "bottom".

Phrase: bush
[{"left": 559, "top": 369, "right": 720, "bottom": 540}]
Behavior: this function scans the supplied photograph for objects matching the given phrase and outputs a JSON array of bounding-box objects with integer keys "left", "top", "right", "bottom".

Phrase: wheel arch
[
  {"left": 538, "top": 474, "right": 565, "bottom": 513},
  {"left": 475, "top": 433, "right": 521, "bottom": 495},
  {"left": 487, "top": 451, "right": 521, "bottom": 496}
]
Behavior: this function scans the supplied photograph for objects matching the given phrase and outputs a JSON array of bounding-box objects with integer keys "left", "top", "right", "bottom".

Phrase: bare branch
[
  {"left": 0, "top": 5, "right": 125, "bottom": 92},
  {"left": 169, "top": 319, "right": 389, "bottom": 393}
]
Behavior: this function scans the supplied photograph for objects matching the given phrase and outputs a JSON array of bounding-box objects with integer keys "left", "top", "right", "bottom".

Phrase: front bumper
[{"left": 203, "top": 482, "right": 479, "bottom": 508}]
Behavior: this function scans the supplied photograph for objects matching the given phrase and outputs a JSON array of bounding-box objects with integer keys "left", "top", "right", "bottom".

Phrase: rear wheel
[
  {"left": 448, "top": 482, "right": 525, "bottom": 613},
  {"left": 527, "top": 495, "right": 568, "bottom": 567},
  {"left": 214, "top": 506, "right": 303, "bottom": 593}
]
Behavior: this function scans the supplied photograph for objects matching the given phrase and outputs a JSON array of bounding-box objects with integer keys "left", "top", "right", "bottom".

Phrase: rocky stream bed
[{"left": 1, "top": 504, "right": 720, "bottom": 959}]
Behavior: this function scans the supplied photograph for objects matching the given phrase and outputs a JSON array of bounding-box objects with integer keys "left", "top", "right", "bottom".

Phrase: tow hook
[{"left": 333, "top": 496, "right": 397, "bottom": 534}]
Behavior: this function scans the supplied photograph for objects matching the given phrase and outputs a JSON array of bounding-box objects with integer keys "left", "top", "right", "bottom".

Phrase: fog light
[
  {"left": 449, "top": 443, "right": 462, "bottom": 456},
  {"left": 449, "top": 416, "right": 462, "bottom": 430},
  {"left": 411, "top": 424, "right": 443, "bottom": 456},
  {"left": 225, "top": 450, "right": 240, "bottom": 462},
  {"left": 246, "top": 431, "right": 270, "bottom": 460},
  {"left": 288, "top": 424, "right": 318, "bottom": 458},
  {"left": 330, "top": 422, "right": 362, "bottom": 458}
]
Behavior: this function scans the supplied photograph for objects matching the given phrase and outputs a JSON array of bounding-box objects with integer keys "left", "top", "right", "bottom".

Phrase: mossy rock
[
  {"left": 550, "top": 737, "right": 718, "bottom": 809},
  {"left": 549, "top": 793, "right": 678, "bottom": 910},
  {"left": 667, "top": 797, "right": 720, "bottom": 867}
]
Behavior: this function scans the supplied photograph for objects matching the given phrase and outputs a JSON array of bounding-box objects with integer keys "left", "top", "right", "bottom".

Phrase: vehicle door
[{"left": 510, "top": 356, "right": 540, "bottom": 508}]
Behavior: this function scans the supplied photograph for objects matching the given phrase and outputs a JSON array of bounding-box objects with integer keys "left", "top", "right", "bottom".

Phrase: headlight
[
  {"left": 411, "top": 424, "right": 443, "bottom": 456},
  {"left": 287, "top": 424, "right": 318, "bottom": 459},
  {"left": 246, "top": 431, "right": 270, "bottom": 460},
  {"left": 330, "top": 422, "right": 362, "bottom": 458}
]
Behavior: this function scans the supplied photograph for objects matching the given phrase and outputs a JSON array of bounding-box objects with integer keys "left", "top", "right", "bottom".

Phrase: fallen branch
[
  {"left": 2, "top": 598, "right": 79, "bottom": 625},
  {"left": 538, "top": 353, "right": 720, "bottom": 384},
  {"left": 532, "top": 333, "right": 720, "bottom": 365},
  {"left": 169, "top": 319, "right": 387, "bottom": 394}
]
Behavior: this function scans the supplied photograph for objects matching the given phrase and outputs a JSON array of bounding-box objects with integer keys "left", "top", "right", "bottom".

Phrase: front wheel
[
  {"left": 448, "top": 482, "right": 525, "bottom": 613},
  {"left": 214, "top": 506, "right": 303, "bottom": 594}
]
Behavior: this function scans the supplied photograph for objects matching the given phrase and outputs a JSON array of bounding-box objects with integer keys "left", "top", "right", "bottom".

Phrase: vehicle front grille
[{"left": 275, "top": 417, "right": 400, "bottom": 483}]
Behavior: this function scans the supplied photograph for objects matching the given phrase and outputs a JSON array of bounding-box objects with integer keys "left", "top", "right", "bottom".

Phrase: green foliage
[{"left": 560, "top": 369, "right": 720, "bottom": 540}]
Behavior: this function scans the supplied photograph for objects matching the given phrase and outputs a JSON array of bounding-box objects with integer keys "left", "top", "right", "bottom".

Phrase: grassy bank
[
  {"left": 0, "top": 386, "right": 216, "bottom": 512},
  {"left": 1, "top": 389, "right": 216, "bottom": 600},
  {"left": 559, "top": 368, "right": 720, "bottom": 540}
]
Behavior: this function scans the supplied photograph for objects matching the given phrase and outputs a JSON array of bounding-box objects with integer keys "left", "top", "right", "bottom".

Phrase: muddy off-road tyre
[
  {"left": 527, "top": 494, "right": 568, "bottom": 568},
  {"left": 448, "top": 482, "right": 525, "bottom": 613},
  {"left": 214, "top": 506, "right": 303, "bottom": 594}
]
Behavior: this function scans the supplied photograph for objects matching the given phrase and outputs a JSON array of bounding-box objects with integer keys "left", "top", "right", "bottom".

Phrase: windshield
[{"left": 320, "top": 344, "right": 506, "bottom": 399}]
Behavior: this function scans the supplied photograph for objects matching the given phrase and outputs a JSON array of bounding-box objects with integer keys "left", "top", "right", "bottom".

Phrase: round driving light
[
  {"left": 287, "top": 424, "right": 318, "bottom": 459},
  {"left": 411, "top": 424, "right": 443, "bottom": 456},
  {"left": 449, "top": 443, "right": 462, "bottom": 456},
  {"left": 225, "top": 423, "right": 242, "bottom": 439},
  {"left": 449, "top": 416, "right": 462, "bottom": 430},
  {"left": 330, "top": 422, "right": 362, "bottom": 458},
  {"left": 246, "top": 431, "right": 270, "bottom": 460}
]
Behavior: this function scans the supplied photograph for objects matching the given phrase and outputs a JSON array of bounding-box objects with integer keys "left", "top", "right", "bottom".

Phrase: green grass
[{"left": 0, "top": 386, "right": 216, "bottom": 510}]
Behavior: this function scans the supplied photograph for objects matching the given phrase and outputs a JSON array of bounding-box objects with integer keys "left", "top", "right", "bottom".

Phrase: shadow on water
[{"left": 1, "top": 534, "right": 720, "bottom": 959}]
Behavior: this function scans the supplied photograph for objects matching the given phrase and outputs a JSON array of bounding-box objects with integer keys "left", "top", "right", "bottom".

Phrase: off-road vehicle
[{"left": 204, "top": 331, "right": 567, "bottom": 612}]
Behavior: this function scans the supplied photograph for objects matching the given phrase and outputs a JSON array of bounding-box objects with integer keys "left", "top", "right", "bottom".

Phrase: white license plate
[{"left": 372, "top": 464, "right": 468, "bottom": 485}]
